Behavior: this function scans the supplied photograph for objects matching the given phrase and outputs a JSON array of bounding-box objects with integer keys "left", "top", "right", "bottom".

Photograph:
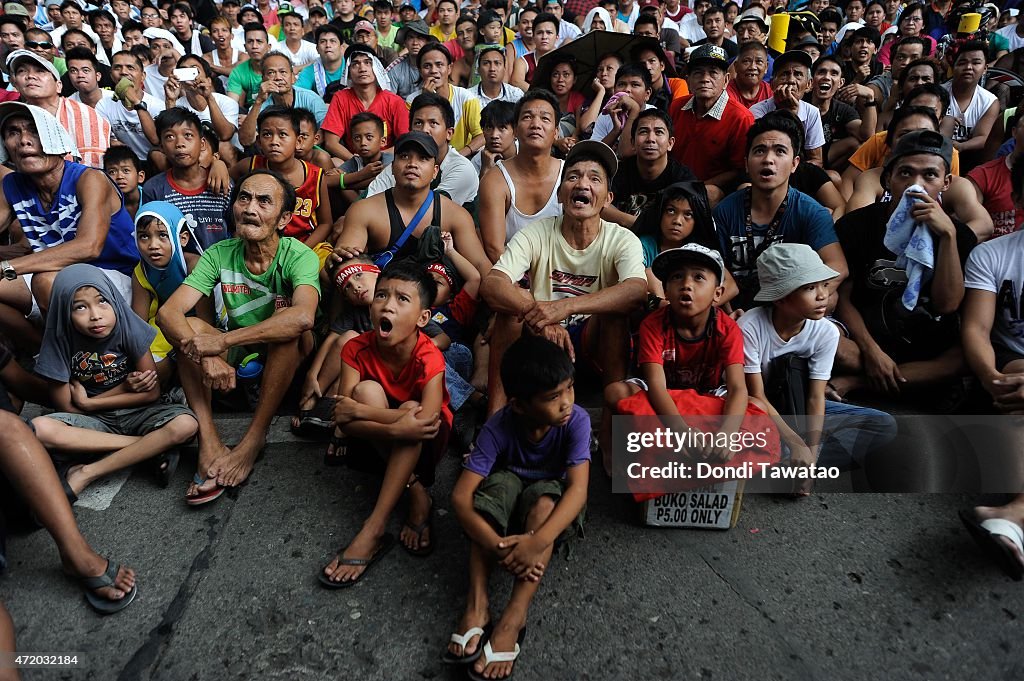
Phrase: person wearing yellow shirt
[{"left": 430, "top": 0, "right": 459, "bottom": 41}]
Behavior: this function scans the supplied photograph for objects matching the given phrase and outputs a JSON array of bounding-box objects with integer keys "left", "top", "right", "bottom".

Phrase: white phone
[{"left": 173, "top": 67, "right": 199, "bottom": 82}]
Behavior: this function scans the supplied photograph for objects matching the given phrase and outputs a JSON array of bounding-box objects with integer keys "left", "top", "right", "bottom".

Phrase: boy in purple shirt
[{"left": 445, "top": 335, "right": 590, "bottom": 680}]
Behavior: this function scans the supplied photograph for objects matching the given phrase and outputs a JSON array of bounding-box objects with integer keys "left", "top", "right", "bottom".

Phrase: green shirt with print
[
  {"left": 227, "top": 59, "right": 263, "bottom": 108},
  {"left": 183, "top": 236, "right": 321, "bottom": 330}
]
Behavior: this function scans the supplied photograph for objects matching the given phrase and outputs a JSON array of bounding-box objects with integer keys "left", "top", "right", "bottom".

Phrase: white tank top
[
  {"left": 211, "top": 49, "right": 239, "bottom": 90},
  {"left": 497, "top": 158, "right": 564, "bottom": 242}
]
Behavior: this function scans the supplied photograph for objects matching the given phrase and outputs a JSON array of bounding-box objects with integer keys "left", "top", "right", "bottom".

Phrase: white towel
[{"left": 882, "top": 184, "right": 934, "bottom": 311}]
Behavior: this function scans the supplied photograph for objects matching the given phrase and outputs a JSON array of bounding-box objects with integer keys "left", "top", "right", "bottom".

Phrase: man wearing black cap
[
  {"left": 670, "top": 43, "right": 754, "bottom": 205},
  {"left": 831, "top": 130, "right": 978, "bottom": 402},
  {"left": 335, "top": 131, "right": 488, "bottom": 273},
  {"left": 384, "top": 18, "right": 432, "bottom": 98},
  {"left": 750, "top": 50, "right": 825, "bottom": 167}
]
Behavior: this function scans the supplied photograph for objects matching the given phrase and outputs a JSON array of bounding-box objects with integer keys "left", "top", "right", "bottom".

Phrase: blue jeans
[
  {"left": 818, "top": 400, "right": 898, "bottom": 469},
  {"left": 444, "top": 343, "right": 475, "bottom": 412}
]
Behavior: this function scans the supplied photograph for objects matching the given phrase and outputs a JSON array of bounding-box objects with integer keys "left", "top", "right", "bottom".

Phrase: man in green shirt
[
  {"left": 158, "top": 170, "right": 321, "bottom": 505},
  {"left": 227, "top": 22, "right": 272, "bottom": 109}
]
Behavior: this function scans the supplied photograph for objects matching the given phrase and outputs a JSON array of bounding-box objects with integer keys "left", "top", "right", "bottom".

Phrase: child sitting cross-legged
[
  {"left": 444, "top": 335, "right": 589, "bottom": 680},
  {"left": 30, "top": 265, "right": 199, "bottom": 501},
  {"left": 319, "top": 260, "right": 452, "bottom": 587}
]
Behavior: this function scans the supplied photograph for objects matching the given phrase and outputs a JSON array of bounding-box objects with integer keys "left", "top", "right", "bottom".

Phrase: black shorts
[{"left": 994, "top": 343, "right": 1024, "bottom": 373}]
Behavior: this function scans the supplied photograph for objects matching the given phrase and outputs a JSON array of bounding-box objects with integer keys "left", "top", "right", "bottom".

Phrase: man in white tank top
[
  {"left": 478, "top": 89, "right": 566, "bottom": 263},
  {"left": 942, "top": 41, "right": 999, "bottom": 155}
]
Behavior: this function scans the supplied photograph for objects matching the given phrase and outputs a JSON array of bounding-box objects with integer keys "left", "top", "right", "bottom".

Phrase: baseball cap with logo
[
  {"left": 354, "top": 20, "right": 375, "bottom": 35},
  {"left": 5, "top": 48, "right": 60, "bottom": 81},
  {"left": 2, "top": 3, "right": 29, "bottom": 17},
  {"left": 652, "top": 243, "right": 726, "bottom": 284},
  {"left": 688, "top": 43, "right": 729, "bottom": 71},
  {"left": 0, "top": 101, "right": 79, "bottom": 163}
]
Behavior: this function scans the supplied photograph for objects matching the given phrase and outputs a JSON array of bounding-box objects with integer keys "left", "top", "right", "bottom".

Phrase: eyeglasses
[
  {"left": 25, "top": 41, "right": 54, "bottom": 49},
  {"left": 903, "top": 15, "right": 923, "bottom": 23}
]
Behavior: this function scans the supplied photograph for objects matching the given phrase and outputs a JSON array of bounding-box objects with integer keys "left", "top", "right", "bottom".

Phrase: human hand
[
  {"left": 257, "top": 79, "right": 281, "bottom": 102},
  {"left": 591, "top": 78, "right": 605, "bottom": 95},
  {"left": 522, "top": 299, "right": 570, "bottom": 331},
  {"left": 441, "top": 230, "right": 454, "bottom": 254},
  {"left": 990, "top": 374, "right": 1024, "bottom": 413},
  {"left": 863, "top": 346, "right": 906, "bottom": 394},
  {"left": 907, "top": 191, "right": 955, "bottom": 238},
  {"left": 392, "top": 406, "right": 441, "bottom": 440},
  {"left": 363, "top": 160, "right": 385, "bottom": 178},
  {"left": 126, "top": 369, "right": 158, "bottom": 393},
  {"left": 775, "top": 83, "right": 801, "bottom": 111},
  {"left": 201, "top": 356, "right": 236, "bottom": 391},
  {"left": 206, "top": 158, "right": 231, "bottom": 195},
  {"left": 182, "top": 333, "right": 225, "bottom": 361},
  {"left": 537, "top": 323, "right": 575, "bottom": 362},
  {"left": 164, "top": 75, "right": 181, "bottom": 102},
  {"left": 497, "top": 533, "right": 547, "bottom": 581},
  {"left": 332, "top": 394, "right": 361, "bottom": 424}
]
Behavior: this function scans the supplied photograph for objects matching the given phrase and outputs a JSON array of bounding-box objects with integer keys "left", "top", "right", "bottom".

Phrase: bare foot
[
  {"left": 64, "top": 464, "right": 89, "bottom": 497},
  {"left": 471, "top": 615, "right": 525, "bottom": 680},
  {"left": 322, "top": 528, "right": 388, "bottom": 584},
  {"left": 62, "top": 552, "right": 136, "bottom": 602},
  {"left": 447, "top": 604, "right": 490, "bottom": 660},
  {"left": 291, "top": 394, "right": 318, "bottom": 429},
  {"left": 186, "top": 443, "right": 230, "bottom": 498},
  {"left": 212, "top": 438, "right": 264, "bottom": 487},
  {"left": 400, "top": 481, "right": 433, "bottom": 553}
]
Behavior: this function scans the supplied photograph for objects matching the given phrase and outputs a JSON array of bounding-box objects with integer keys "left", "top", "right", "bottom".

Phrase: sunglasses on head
[{"left": 25, "top": 41, "right": 54, "bottom": 50}]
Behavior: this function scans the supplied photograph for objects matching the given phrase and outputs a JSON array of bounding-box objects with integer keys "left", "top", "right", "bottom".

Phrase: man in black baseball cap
[{"left": 832, "top": 128, "right": 976, "bottom": 401}]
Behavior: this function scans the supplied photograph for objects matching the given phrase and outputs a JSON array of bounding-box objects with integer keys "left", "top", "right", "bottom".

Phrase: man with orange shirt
[
  {"left": 669, "top": 44, "right": 753, "bottom": 206},
  {"left": 320, "top": 45, "right": 409, "bottom": 161}
]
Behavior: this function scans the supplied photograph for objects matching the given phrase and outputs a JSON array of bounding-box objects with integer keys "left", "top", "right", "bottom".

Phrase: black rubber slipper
[{"left": 318, "top": 533, "right": 396, "bottom": 589}]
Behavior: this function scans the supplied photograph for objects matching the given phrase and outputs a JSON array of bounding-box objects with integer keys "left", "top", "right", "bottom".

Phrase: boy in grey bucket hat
[{"left": 738, "top": 242, "right": 896, "bottom": 491}]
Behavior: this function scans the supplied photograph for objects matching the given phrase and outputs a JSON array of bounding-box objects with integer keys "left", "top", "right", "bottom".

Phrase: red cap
[{"left": 638, "top": 0, "right": 661, "bottom": 8}]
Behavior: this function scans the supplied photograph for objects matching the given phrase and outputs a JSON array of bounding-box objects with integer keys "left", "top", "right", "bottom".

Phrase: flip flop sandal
[
  {"left": 318, "top": 533, "right": 396, "bottom": 589},
  {"left": 441, "top": 622, "right": 493, "bottom": 665},
  {"left": 959, "top": 510, "right": 1024, "bottom": 581},
  {"left": 466, "top": 627, "right": 527, "bottom": 681},
  {"left": 185, "top": 472, "right": 225, "bottom": 507},
  {"left": 155, "top": 450, "right": 180, "bottom": 489},
  {"left": 300, "top": 396, "right": 337, "bottom": 432},
  {"left": 80, "top": 559, "right": 138, "bottom": 615},
  {"left": 324, "top": 430, "right": 349, "bottom": 467},
  {"left": 58, "top": 464, "right": 78, "bottom": 505},
  {"left": 401, "top": 502, "right": 435, "bottom": 558}
]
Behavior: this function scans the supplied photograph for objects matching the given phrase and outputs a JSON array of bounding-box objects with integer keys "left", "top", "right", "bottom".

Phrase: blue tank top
[{"left": 2, "top": 161, "right": 139, "bottom": 275}]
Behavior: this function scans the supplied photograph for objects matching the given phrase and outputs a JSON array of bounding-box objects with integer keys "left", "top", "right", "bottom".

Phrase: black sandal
[
  {"left": 324, "top": 429, "right": 348, "bottom": 467},
  {"left": 155, "top": 450, "right": 180, "bottom": 489}
]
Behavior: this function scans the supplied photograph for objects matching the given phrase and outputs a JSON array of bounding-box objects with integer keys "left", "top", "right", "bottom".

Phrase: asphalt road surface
[{"left": 1, "top": 414, "right": 1022, "bottom": 681}]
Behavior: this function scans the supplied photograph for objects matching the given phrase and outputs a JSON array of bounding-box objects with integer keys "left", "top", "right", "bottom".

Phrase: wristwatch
[
  {"left": 0, "top": 260, "right": 16, "bottom": 281},
  {"left": 863, "top": 99, "right": 879, "bottom": 107},
  {"left": 133, "top": 100, "right": 148, "bottom": 112}
]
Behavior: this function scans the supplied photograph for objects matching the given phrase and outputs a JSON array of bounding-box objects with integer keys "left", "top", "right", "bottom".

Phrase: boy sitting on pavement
[
  {"left": 445, "top": 335, "right": 589, "bottom": 681},
  {"left": 604, "top": 244, "right": 752, "bottom": 472},
  {"left": 320, "top": 260, "right": 452, "bottom": 586},
  {"left": 738, "top": 243, "right": 895, "bottom": 495}
]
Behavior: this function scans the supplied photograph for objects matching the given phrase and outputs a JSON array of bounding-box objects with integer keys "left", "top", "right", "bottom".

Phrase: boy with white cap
[{"left": 738, "top": 242, "right": 896, "bottom": 491}]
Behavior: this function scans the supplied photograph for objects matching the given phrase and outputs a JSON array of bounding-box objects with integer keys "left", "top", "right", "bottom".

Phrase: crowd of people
[{"left": 0, "top": 0, "right": 1023, "bottom": 678}]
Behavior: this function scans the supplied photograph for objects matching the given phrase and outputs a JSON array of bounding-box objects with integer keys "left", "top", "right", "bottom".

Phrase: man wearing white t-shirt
[
  {"left": 480, "top": 140, "right": 647, "bottom": 419},
  {"left": 96, "top": 51, "right": 164, "bottom": 162},
  {"left": 997, "top": 20, "right": 1024, "bottom": 53},
  {"left": 942, "top": 41, "right": 999, "bottom": 156},
  {"left": 750, "top": 50, "right": 825, "bottom": 167},
  {"left": 960, "top": 203, "right": 1024, "bottom": 581},
  {"left": 277, "top": 7, "right": 318, "bottom": 68}
]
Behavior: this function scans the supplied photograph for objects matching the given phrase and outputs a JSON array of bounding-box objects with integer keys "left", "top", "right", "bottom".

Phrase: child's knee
[
  {"left": 604, "top": 380, "right": 637, "bottom": 409},
  {"left": 397, "top": 400, "right": 420, "bottom": 411},
  {"left": 748, "top": 395, "right": 768, "bottom": 413},
  {"left": 164, "top": 414, "right": 199, "bottom": 443},
  {"left": 29, "top": 416, "right": 60, "bottom": 445},
  {"left": 352, "top": 380, "right": 388, "bottom": 405},
  {"left": 526, "top": 494, "right": 557, "bottom": 527}
]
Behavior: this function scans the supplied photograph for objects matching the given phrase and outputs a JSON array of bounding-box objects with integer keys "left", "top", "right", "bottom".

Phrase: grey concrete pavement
[{"left": 1, "top": 414, "right": 1022, "bottom": 681}]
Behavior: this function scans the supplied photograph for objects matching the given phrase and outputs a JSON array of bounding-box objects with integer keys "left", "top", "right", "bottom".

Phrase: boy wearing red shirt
[{"left": 320, "top": 260, "right": 452, "bottom": 587}]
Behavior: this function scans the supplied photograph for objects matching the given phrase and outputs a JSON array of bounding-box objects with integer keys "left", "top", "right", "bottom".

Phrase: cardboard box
[{"left": 641, "top": 480, "right": 745, "bottom": 530}]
